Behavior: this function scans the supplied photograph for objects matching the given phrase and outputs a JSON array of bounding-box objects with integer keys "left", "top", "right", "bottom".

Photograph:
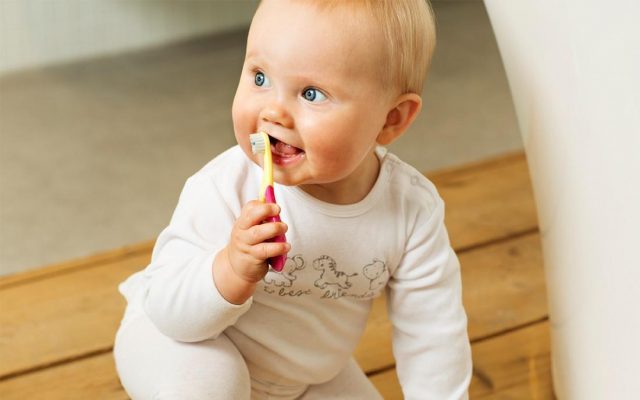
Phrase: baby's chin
[{"left": 272, "top": 173, "right": 304, "bottom": 187}]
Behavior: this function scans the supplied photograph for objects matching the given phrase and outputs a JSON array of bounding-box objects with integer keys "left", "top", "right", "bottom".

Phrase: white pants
[{"left": 113, "top": 306, "right": 383, "bottom": 399}]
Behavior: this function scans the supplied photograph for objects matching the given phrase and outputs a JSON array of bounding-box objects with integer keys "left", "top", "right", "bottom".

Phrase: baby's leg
[
  {"left": 113, "top": 307, "right": 250, "bottom": 400},
  {"left": 300, "top": 358, "right": 383, "bottom": 400}
]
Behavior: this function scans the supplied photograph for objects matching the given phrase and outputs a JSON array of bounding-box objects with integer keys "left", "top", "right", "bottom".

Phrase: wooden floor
[{"left": 0, "top": 152, "right": 556, "bottom": 399}]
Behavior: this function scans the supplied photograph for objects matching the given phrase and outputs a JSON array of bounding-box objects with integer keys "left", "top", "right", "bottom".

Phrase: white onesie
[{"left": 118, "top": 145, "right": 472, "bottom": 399}]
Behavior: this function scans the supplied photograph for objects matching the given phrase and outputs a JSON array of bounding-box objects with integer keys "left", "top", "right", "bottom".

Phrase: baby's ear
[{"left": 377, "top": 93, "right": 422, "bottom": 145}]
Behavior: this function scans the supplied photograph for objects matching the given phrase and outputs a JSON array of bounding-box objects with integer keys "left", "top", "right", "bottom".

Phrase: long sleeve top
[{"left": 118, "top": 145, "right": 472, "bottom": 399}]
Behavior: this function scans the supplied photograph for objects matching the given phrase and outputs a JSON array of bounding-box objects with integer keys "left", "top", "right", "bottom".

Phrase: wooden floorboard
[
  {"left": 0, "top": 230, "right": 546, "bottom": 380},
  {"left": 428, "top": 151, "right": 537, "bottom": 250},
  {"left": 368, "top": 320, "right": 554, "bottom": 400},
  {"left": 0, "top": 241, "right": 155, "bottom": 290},
  {"left": 354, "top": 232, "right": 547, "bottom": 372},
  {"left": 0, "top": 321, "right": 553, "bottom": 399},
  {"left": 0, "top": 352, "right": 127, "bottom": 400},
  {"left": 0, "top": 152, "right": 554, "bottom": 398},
  {"left": 0, "top": 252, "right": 145, "bottom": 378}
]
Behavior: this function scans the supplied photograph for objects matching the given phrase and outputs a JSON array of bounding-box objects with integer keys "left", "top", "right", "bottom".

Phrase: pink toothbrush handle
[{"left": 264, "top": 185, "right": 287, "bottom": 272}]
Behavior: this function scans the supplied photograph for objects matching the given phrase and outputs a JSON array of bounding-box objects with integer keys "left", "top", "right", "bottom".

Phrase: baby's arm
[
  {"left": 140, "top": 173, "right": 287, "bottom": 342},
  {"left": 214, "top": 200, "right": 289, "bottom": 304},
  {"left": 388, "top": 197, "right": 472, "bottom": 399}
]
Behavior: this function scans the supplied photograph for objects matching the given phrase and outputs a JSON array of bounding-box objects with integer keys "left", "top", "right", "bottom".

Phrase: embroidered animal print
[
  {"left": 362, "top": 259, "right": 388, "bottom": 291},
  {"left": 264, "top": 255, "right": 305, "bottom": 288},
  {"left": 313, "top": 255, "right": 357, "bottom": 290}
]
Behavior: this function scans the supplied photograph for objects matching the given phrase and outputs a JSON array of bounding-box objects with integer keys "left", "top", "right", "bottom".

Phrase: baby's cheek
[
  {"left": 232, "top": 101, "right": 249, "bottom": 131},
  {"left": 314, "top": 137, "right": 346, "bottom": 161},
  {"left": 314, "top": 157, "right": 348, "bottom": 181},
  {"left": 232, "top": 87, "right": 257, "bottom": 129}
]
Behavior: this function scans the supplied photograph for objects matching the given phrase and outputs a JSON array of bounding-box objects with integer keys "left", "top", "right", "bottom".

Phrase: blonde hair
[{"left": 297, "top": 0, "right": 437, "bottom": 95}]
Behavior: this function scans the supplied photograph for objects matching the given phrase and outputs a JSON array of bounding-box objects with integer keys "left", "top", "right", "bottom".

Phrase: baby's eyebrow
[
  {"left": 243, "top": 52, "right": 268, "bottom": 68},
  {"left": 289, "top": 73, "right": 319, "bottom": 84},
  {"left": 286, "top": 73, "right": 328, "bottom": 91}
]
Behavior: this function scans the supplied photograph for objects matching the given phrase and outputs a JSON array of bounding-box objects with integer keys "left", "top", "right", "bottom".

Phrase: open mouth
[{"left": 268, "top": 135, "right": 305, "bottom": 165}]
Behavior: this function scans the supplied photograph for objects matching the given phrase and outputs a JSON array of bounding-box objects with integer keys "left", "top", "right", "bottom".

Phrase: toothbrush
[{"left": 249, "top": 132, "right": 287, "bottom": 272}]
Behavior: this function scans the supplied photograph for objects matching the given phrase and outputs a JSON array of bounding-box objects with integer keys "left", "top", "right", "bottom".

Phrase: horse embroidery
[{"left": 313, "top": 255, "right": 357, "bottom": 290}]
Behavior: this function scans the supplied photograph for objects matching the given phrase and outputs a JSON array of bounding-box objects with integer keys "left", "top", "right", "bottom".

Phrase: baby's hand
[
  {"left": 228, "top": 201, "right": 290, "bottom": 281},
  {"left": 214, "top": 201, "right": 289, "bottom": 304}
]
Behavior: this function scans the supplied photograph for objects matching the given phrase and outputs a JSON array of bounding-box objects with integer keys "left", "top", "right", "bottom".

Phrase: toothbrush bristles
[{"left": 249, "top": 133, "right": 267, "bottom": 154}]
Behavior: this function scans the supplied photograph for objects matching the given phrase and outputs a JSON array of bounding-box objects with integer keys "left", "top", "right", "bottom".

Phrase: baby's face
[{"left": 233, "top": 0, "right": 395, "bottom": 203}]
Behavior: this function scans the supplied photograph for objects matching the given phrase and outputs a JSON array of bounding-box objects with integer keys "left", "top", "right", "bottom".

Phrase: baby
[{"left": 114, "top": 0, "right": 472, "bottom": 399}]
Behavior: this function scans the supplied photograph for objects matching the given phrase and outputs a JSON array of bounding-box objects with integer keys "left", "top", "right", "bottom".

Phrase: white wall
[{"left": 0, "top": 0, "right": 258, "bottom": 75}]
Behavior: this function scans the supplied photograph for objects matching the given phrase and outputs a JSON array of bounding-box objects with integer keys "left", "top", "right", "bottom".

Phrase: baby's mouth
[{"left": 269, "top": 136, "right": 304, "bottom": 159}]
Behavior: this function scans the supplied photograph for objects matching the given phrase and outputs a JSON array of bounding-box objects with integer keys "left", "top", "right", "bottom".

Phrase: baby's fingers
[
  {"left": 244, "top": 222, "right": 288, "bottom": 246},
  {"left": 250, "top": 241, "right": 291, "bottom": 262},
  {"left": 237, "top": 201, "right": 281, "bottom": 230}
]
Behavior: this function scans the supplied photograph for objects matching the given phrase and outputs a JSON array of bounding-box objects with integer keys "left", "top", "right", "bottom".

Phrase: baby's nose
[{"left": 259, "top": 101, "right": 293, "bottom": 128}]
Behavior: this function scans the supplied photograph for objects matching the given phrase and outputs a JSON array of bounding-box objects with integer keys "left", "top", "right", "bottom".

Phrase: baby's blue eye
[
  {"left": 302, "top": 88, "right": 327, "bottom": 103},
  {"left": 254, "top": 71, "right": 270, "bottom": 87}
]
